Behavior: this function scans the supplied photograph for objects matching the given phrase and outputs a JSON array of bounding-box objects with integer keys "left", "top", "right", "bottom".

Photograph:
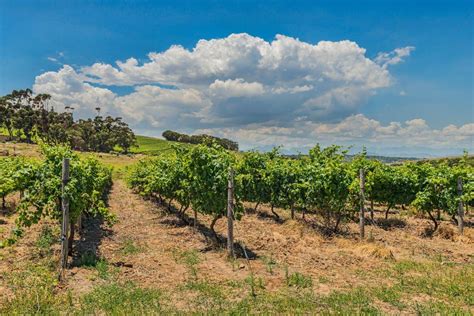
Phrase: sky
[{"left": 0, "top": 0, "right": 472, "bottom": 157}]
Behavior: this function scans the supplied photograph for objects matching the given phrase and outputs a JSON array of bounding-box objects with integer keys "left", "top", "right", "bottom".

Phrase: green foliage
[
  {"left": 187, "top": 143, "right": 242, "bottom": 219},
  {"left": 235, "top": 150, "right": 275, "bottom": 207},
  {"left": 411, "top": 157, "right": 473, "bottom": 218},
  {"left": 305, "top": 145, "right": 353, "bottom": 226},
  {"left": 367, "top": 163, "right": 418, "bottom": 211},
  {"left": 1, "top": 145, "right": 115, "bottom": 245},
  {"left": 128, "top": 143, "right": 243, "bottom": 234},
  {"left": 17, "top": 145, "right": 114, "bottom": 227},
  {"left": 129, "top": 141, "right": 472, "bottom": 234},
  {"left": 0, "top": 156, "right": 37, "bottom": 208}
]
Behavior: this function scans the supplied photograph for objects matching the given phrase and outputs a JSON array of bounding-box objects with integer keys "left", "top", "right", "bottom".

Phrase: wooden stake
[
  {"left": 194, "top": 209, "right": 197, "bottom": 231},
  {"left": 59, "top": 158, "right": 70, "bottom": 281},
  {"left": 359, "top": 169, "right": 365, "bottom": 239},
  {"left": 227, "top": 168, "right": 235, "bottom": 258},
  {"left": 457, "top": 177, "right": 464, "bottom": 235},
  {"left": 370, "top": 200, "right": 374, "bottom": 221}
]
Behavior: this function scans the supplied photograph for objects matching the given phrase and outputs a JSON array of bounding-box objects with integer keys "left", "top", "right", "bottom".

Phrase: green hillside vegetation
[{"left": 131, "top": 135, "right": 192, "bottom": 156}]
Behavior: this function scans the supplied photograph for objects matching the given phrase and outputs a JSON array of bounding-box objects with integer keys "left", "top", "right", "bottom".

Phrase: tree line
[{"left": 0, "top": 89, "right": 136, "bottom": 153}]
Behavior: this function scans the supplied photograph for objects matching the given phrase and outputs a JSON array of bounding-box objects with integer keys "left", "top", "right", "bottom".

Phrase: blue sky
[{"left": 0, "top": 0, "right": 472, "bottom": 156}]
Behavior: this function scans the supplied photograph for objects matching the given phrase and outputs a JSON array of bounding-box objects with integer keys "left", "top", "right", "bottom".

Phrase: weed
[{"left": 262, "top": 254, "right": 277, "bottom": 274}]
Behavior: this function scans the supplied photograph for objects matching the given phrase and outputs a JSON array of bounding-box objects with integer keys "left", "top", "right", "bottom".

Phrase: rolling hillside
[{"left": 131, "top": 135, "right": 192, "bottom": 155}]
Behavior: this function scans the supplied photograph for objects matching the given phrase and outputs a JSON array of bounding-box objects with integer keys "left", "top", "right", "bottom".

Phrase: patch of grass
[
  {"left": 185, "top": 280, "right": 227, "bottom": 311},
  {"left": 95, "top": 259, "right": 110, "bottom": 280},
  {"left": 120, "top": 238, "right": 144, "bottom": 255},
  {"left": 287, "top": 272, "right": 313, "bottom": 289},
  {"left": 368, "top": 259, "right": 474, "bottom": 312},
  {"left": 245, "top": 275, "right": 266, "bottom": 293},
  {"left": 232, "top": 289, "right": 320, "bottom": 314},
  {"left": 414, "top": 300, "right": 471, "bottom": 314},
  {"left": 77, "top": 250, "right": 111, "bottom": 279},
  {"left": 0, "top": 264, "right": 67, "bottom": 315},
  {"left": 392, "top": 259, "right": 426, "bottom": 274},
  {"left": 320, "top": 287, "right": 379, "bottom": 314},
  {"left": 372, "top": 285, "right": 406, "bottom": 309},
  {"left": 35, "top": 225, "right": 57, "bottom": 256},
  {"left": 80, "top": 281, "right": 164, "bottom": 314},
  {"left": 78, "top": 250, "right": 99, "bottom": 267},
  {"left": 173, "top": 249, "right": 200, "bottom": 281}
]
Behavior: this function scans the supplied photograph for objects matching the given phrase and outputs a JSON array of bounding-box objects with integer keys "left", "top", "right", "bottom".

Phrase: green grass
[
  {"left": 131, "top": 135, "right": 191, "bottom": 156},
  {"left": 286, "top": 272, "right": 313, "bottom": 289},
  {"left": 173, "top": 248, "right": 201, "bottom": 281},
  {"left": 77, "top": 250, "right": 112, "bottom": 279},
  {"left": 120, "top": 238, "right": 145, "bottom": 255},
  {"left": 2, "top": 260, "right": 472, "bottom": 315},
  {"left": 80, "top": 282, "right": 164, "bottom": 314}
]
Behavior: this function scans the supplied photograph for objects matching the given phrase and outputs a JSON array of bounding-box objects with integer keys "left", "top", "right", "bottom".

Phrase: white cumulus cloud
[
  {"left": 31, "top": 34, "right": 472, "bottom": 156},
  {"left": 375, "top": 46, "right": 415, "bottom": 69}
]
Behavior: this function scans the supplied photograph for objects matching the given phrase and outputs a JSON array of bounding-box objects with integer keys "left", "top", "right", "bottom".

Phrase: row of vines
[
  {"left": 128, "top": 143, "right": 473, "bottom": 237},
  {"left": 0, "top": 145, "right": 114, "bottom": 249}
]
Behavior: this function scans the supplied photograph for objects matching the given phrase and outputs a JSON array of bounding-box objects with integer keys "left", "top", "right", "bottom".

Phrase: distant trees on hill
[
  {"left": 162, "top": 130, "right": 239, "bottom": 151},
  {"left": 0, "top": 89, "right": 136, "bottom": 153}
]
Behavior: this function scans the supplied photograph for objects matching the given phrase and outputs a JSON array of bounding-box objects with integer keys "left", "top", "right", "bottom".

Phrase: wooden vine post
[
  {"left": 59, "top": 158, "right": 70, "bottom": 281},
  {"left": 359, "top": 169, "right": 365, "bottom": 239},
  {"left": 370, "top": 200, "right": 374, "bottom": 221},
  {"left": 457, "top": 177, "right": 464, "bottom": 235},
  {"left": 227, "top": 168, "right": 235, "bottom": 258}
]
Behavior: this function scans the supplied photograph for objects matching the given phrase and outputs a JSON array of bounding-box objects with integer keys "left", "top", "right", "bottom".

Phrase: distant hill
[
  {"left": 283, "top": 153, "right": 419, "bottom": 164},
  {"left": 419, "top": 155, "right": 474, "bottom": 167},
  {"left": 347, "top": 154, "right": 420, "bottom": 164}
]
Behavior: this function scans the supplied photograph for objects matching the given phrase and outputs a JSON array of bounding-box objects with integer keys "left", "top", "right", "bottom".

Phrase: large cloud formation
[{"left": 33, "top": 33, "right": 473, "bottom": 156}]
